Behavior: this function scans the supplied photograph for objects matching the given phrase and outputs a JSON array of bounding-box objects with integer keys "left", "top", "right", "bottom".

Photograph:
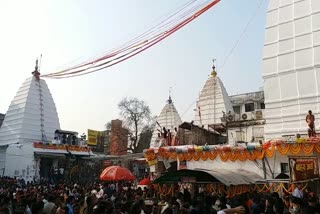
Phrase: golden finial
[{"left": 211, "top": 58, "right": 217, "bottom": 77}]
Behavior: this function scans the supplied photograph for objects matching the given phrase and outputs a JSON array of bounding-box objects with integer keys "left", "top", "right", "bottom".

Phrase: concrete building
[
  {"left": 110, "top": 119, "right": 128, "bottom": 155},
  {"left": 263, "top": 0, "right": 320, "bottom": 140},
  {"left": 227, "top": 91, "right": 266, "bottom": 146}
]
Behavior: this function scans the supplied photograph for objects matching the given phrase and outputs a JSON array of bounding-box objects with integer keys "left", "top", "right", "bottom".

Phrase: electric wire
[{"left": 219, "top": 0, "right": 266, "bottom": 72}]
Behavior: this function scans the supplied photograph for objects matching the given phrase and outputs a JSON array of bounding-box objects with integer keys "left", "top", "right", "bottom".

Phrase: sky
[{"left": 0, "top": 0, "right": 269, "bottom": 134}]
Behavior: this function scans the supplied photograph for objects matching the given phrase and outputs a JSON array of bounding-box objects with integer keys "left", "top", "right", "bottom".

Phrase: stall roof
[
  {"left": 153, "top": 169, "right": 220, "bottom": 184},
  {"left": 197, "top": 169, "right": 264, "bottom": 186},
  {"left": 153, "top": 169, "right": 265, "bottom": 186}
]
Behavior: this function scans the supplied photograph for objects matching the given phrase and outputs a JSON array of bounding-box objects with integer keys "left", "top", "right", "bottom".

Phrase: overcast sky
[{"left": 0, "top": 0, "right": 268, "bottom": 134}]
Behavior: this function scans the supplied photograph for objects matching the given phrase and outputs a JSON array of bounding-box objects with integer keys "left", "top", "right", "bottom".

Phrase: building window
[
  {"left": 259, "top": 102, "right": 265, "bottom": 109},
  {"left": 253, "top": 127, "right": 264, "bottom": 138},
  {"left": 233, "top": 106, "right": 241, "bottom": 114},
  {"left": 235, "top": 131, "right": 244, "bottom": 142},
  {"left": 281, "top": 163, "right": 289, "bottom": 173},
  {"left": 245, "top": 103, "right": 254, "bottom": 112}
]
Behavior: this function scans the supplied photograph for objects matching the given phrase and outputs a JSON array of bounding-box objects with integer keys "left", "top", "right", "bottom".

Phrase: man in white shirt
[{"left": 292, "top": 183, "right": 304, "bottom": 198}]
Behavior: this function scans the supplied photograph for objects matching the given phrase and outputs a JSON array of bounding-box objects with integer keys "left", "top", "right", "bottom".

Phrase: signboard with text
[
  {"left": 289, "top": 156, "right": 319, "bottom": 182},
  {"left": 87, "top": 129, "right": 106, "bottom": 153}
]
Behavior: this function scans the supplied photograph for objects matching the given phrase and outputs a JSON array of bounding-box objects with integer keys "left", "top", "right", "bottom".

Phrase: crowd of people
[{"left": 0, "top": 176, "right": 319, "bottom": 214}]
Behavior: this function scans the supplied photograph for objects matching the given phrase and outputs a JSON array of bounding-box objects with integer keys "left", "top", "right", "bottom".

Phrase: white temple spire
[
  {"left": 0, "top": 63, "right": 60, "bottom": 146},
  {"left": 194, "top": 60, "right": 233, "bottom": 129},
  {"left": 150, "top": 96, "right": 182, "bottom": 148}
]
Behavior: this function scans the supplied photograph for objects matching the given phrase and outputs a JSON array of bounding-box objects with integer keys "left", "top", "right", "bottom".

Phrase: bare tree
[
  {"left": 105, "top": 122, "right": 112, "bottom": 130},
  {"left": 118, "top": 97, "right": 152, "bottom": 153}
]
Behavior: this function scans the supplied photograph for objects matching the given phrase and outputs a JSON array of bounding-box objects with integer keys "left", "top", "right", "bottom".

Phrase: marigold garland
[
  {"left": 178, "top": 153, "right": 184, "bottom": 161},
  {"left": 246, "top": 150, "right": 257, "bottom": 161},
  {"left": 265, "top": 145, "right": 275, "bottom": 158},
  {"left": 290, "top": 144, "right": 301, "bottom": 154},
  {"left": 218, "top": 150, "right": 229, "bottom": 162},
  {"left": 238, "top": 151, "right": 247, "bottom": 161},
  {"left": 184, "top": 152, "right": 193, "bottom": 161},
  {"left": 200, "top": 151, "right": 209, "bottom": 161},
  {"left": 301, "top": 143, "right": 314, "bottom": 154},
  {"left": 209, "top": 150, "right": 217, "bottom": 160},
  {"left": 169, "top": 151, "right": 177, "bottom": 159},
  {"left": 315, "top": 144, "right": 320, "bottom": 153},
  {"left": 145, "top": 140, "right": 320, "bottom": 163},
  {"left": 277, "top": 143, "right": 290, "bottom": 155},
  {"left": 254, "top": 149, "right": 265, "bottom": 159},
  {"left": 193, "top": 152, "right": 201, "bottom": 161},
  {"left": 229, "top": 151, "right": 239, "bottom": 162}
]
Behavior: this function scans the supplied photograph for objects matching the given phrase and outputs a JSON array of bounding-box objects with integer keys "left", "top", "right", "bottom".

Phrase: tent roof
[
  {"left": 153, "top": 169, "right": 220, "bottom": 184},
  {"left": 153, "top": 169, "right": 264, "bottom": 186},
  {"left": 197, "top": 169, "right": 264, "bottom": 186}
]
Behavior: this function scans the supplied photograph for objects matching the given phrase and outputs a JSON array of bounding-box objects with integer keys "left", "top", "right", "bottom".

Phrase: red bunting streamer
[{"left": 42, "top": 0, "right": 221, "bottom": 79}]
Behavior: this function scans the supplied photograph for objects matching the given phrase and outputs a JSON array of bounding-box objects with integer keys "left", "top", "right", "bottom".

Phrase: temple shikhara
[{"left": 0, "top": 62, "right": 92, "bottom": 182}]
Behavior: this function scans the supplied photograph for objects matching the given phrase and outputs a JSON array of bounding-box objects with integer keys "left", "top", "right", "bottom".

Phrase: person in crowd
[
  {"left": 1, "top": 175, "right": 320, "bottom": 214},
  {"left": 271, "top": 192, "right": 284, "bottom": 214},
  {"left": 251, "top": 196, "right": 261, "bottom": 214},
  {"left": 66, "top": 196, "right": 75, "bottom": 214},
  {"left": 43, "top": 195, "right": 57, "bottom": 214},
  {"left": 303, "top": 194, "right": 319, "bottom": 214},
  {"left": 264, "top": 196, "right": 275, "bottom": 214},
  {"left": 282, "top": 196, "right": 290, "bottom": 214},
  {"left": 292, "top": 183, "right": 304, "bottom": 199},
  {"left": 290, "top": 196, "right": 303, "bottom": 214}
]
